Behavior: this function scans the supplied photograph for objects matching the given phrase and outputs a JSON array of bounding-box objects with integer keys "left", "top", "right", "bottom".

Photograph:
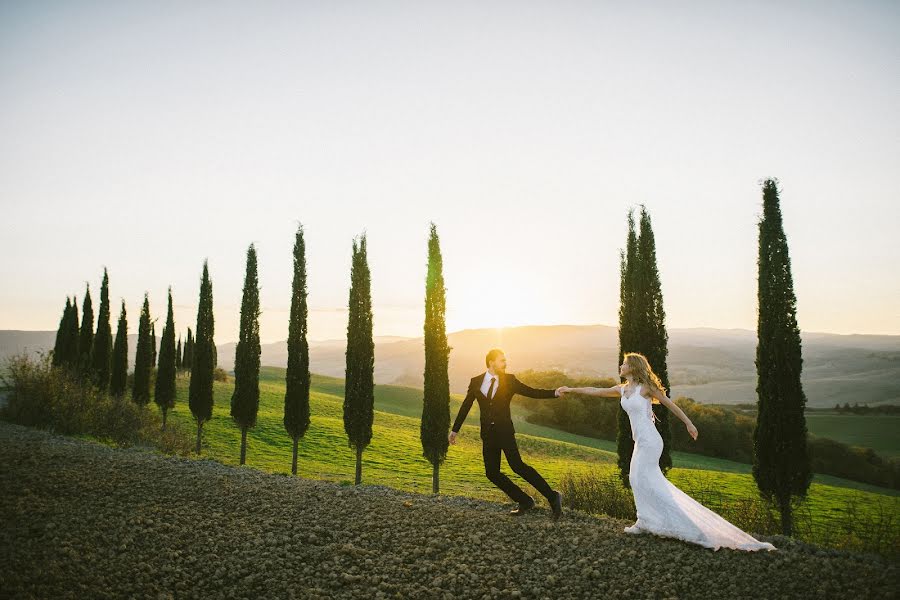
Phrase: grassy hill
[
  {"left": 160, "top": 366, "right": 898, "bottom": 546},
  {"left": 805, "top": 413, "right": 900, "bottom": 458}
]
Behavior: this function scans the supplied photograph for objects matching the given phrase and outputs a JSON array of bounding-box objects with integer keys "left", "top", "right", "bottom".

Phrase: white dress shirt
[{"left": 481, "top": 371, "right": 500, "bottom": 398}]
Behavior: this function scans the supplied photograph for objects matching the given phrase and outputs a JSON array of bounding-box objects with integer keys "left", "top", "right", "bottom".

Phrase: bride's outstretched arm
[
  {"left": 648, "top": 387, "right": 698, "bottom": 440},
  {"left": 560, "top": 385, "right": 621, "bottom": 398}
]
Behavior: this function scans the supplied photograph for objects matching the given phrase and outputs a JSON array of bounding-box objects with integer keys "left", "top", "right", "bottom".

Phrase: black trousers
[{"left": 482, "top": 437, "right": 555, "bottom": 504}]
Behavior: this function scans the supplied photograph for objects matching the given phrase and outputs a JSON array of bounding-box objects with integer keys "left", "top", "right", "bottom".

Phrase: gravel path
[{"left": 0, "top": 421, "right": 896, "bottom": 600}]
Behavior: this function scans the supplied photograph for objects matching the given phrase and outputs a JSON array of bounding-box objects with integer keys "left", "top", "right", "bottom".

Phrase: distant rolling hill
[{"left": 2, "top": 325, "right": 898, "bottom": 407}]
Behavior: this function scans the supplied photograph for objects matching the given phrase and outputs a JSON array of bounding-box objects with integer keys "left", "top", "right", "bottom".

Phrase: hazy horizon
[
  {"left": 2, "top": 1, "right": 898, "bottom": 343},
  {"left": 3, "top": 321, "right": 896, "bottom": 349}
]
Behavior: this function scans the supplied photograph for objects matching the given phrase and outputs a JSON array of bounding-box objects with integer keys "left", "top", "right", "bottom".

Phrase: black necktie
[{"left": 486, "top": 377, "right": 496, "bottom": 400}]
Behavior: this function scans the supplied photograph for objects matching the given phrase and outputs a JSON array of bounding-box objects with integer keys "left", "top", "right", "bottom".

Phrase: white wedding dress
[{"left": 620, "top": 383, "right": 776, "bottom": 551}]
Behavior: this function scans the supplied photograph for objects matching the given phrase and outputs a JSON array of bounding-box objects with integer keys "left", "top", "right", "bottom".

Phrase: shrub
[
  {"left": 560, "top": 468, "right": 636, "bottom": 520},
  {"left": 808, "top": 436, "right": 900, "bottom": 489},
  {"left": 1, "top": 351, "right": 192, "bottom": 455}
]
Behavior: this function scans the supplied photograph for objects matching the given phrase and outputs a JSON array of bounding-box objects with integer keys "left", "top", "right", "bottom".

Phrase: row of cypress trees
[
  {"left": 188, "top": 226, "right": 376, "bottom": 478},
  {"left": 340, "top": 223, "right": 452, "bottom": 492},
  {"left": 51, "top": 270, "right": 182, "bottom": 429},
  {"left": 52, "top": 269, "right": 110, "bottom": 385},
  {"left": 614, "top": 179, "right": 810, "bottom": 535},
  {"left": 49, "top": 223, "right": 444, "bottom": 489},
  {"left": 49, "top": 182, "right": 808, "bottom": 533}
]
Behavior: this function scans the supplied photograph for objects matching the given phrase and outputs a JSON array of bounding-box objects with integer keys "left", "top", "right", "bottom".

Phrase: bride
[{"left": 561, "top": 352, "right": 776, "bottom": 552}]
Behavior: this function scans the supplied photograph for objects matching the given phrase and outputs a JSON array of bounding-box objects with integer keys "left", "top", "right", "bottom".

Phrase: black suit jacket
[{"left": 452, "top": 371, "right": 558, "bottom": 447}]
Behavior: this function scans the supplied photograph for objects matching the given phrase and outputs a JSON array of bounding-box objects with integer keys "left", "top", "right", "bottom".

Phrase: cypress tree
[
  {"left": 52, "top": 298, "right": 72, "bottom": 367},
  {"left": 189, "top": 260, "right": 215, "bottom": 454},
  {"left": 155, "top": 286, "right": 177, "bottom": 430},
  {"left": 78, "top": 284, "right": 94, "bottom": 379},
  {"left": 90, "top": 267, "right": 113, "bottom": 392},
  {"left": 635, "top": 206, "right": 673, "bottom": 473},
  {"left": 176, "top": 334, "right": 183, "bottom": 370},
  {"left": 616, "top": 209, "right": 639, "bottom": 486},
  {"left": 110, "top": 299, "right": 129, "bottom": 398},
  {"left": 752, "top": 178, "right": 812, "bottom": 536},
  {"left": 420, "top": 222, "right": 451, "bottom": 494},
  {"left": 132, "top": 293, "right": 153, "bottom": 405},
  {"left": 230, "top": 244, "right": 261, "bottom": 465},
  {"left": 284, "top": 224, "right": 311, "bottom": 476},
  {"left": 343, "top": 234, "right": 374, "bottom": 485},
  {"left": 615, "top": 206, "right": 673, "bottom": 485}
]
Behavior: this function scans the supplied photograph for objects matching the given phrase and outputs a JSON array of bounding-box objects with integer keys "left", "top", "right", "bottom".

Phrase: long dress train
[{"left": 620, "top": 383, "right": 776, "bottom": 551}]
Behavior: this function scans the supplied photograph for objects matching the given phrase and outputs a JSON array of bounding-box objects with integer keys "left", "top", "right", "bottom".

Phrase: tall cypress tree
[
  {"left": 752, "top": 178, "right": 812, "bottom": 536},
  {"left": 52, "top": 298, "right": 72, "bottom": 367},
  {"left": 110, "top": 299, "right": 129, "bottom": 398},
  {"left": 635, "top": 206, "right": 673, "bottom": 473},
  {"left": 155, "top": 286, "right": 178, "bottom": 430},
  {"left": 344, "top": 234, "right": 374, "bottom": 485},
  {"left": 90, "top": 267, "right": 113, "bottom": 392},
  {"left": 231, "top": 244, "right": 261, "bottom": 465},
  {"left": 284, "top": 224, "right": 311, "bottom": 476},
  {"left": 176, "top": 334, "right": 183, "bottom": 370},
  {"left": 132, "top": 293, "right": 153, "bottom": 405},
  {"left": 189, "top": 260, "right": 215, "bottom": 454},
  {"left": 616, "top": 209, "right": 639, "bottom": 486},
  {"left": 616, "top": 206, "right": 673, "bottom": 485},
  {"left": 420, "top": 222, "right": 451, "bottom": 494},
  {"left": 78, "top": 284, "right": 94, "bottom": 379}
]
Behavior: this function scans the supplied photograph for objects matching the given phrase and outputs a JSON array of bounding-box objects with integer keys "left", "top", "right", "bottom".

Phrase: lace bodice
[{"left": 620, "top": 383, "right": 656, "bottom": 441}]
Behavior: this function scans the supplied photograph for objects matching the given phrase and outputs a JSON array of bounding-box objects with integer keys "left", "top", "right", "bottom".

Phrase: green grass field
[
  {"left": 353, "top": 374, "right": 898, "bottom": 495},
  {"left": 158, "top": 366, "right": 899, "bottom": 540},
  {"left": 806, "top": 413, "right": 900, "bottom": 458}
]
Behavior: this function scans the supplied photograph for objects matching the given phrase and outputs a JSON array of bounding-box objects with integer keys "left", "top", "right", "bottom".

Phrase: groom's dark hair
[{"left": 485, "top": 348, "right": 504, "bottom": 367}]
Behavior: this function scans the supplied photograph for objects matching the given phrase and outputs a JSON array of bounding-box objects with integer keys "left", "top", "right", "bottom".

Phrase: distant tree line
[{"left": 833, "top": 403, "right": 900, "bottom": 415}]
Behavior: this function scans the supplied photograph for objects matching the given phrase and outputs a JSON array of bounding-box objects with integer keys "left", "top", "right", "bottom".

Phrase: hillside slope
[{"left": 1, "top": 422, "right": 896, "bottom": 600}]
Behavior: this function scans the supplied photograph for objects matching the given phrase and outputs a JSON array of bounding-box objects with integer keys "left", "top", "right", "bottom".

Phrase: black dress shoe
[
  {"left": 510, "top": 497, "right": 536, "bottom": 515},
  {"left": 550, "top": 491, "right": 563, "bottom": 519}
]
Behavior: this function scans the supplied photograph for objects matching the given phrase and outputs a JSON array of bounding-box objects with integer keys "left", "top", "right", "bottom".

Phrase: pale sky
[{"left": 1, "top": 1, "right": 898, "bottom": 343}]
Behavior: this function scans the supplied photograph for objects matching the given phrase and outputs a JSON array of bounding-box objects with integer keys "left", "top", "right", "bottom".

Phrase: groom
[{"left": 448, "top": 348, "right": 567, "bottom": 517}]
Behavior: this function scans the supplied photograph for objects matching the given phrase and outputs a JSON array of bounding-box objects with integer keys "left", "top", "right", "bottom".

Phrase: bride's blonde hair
[{"left": 623, "top": 352, "right": 666, "bottom": 405}]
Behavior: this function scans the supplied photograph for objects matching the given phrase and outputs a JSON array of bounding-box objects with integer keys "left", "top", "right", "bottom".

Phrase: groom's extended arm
[
  {"left": 451, "top": 382, "right": 478, "bottom": 434},
  {"left": 510, "top": 374, "right": 559, "bottom": 399}
]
